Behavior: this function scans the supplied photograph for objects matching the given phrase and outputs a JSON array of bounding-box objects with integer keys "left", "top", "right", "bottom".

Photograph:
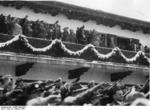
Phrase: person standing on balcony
[
  {"left": 5, "top": 14, "right": 12, "bottom": 34},
  {"left": 62, "top": 27, "right": 69, "bottom": 41},
  {"left": 32, "top": 19, "right": 40, "bottom": 38},
  {"left": 10, "top": 18, "right": 22, "bottom": 36},
  {"left": 53, "top": 20, "right": 61, "bottom": 39},
  {"left": 47, "top": 26, "right": 54, "bottom": 40},
  {"left": 76, "top": 25, "right": 86, "bottom": 44},
  {"left": 0, "top": 14, "right": 6, "bottom": 33},
  {"left": 110, "top": 36, "right": 116, "bottom": 48},
  {"left": 38, "top": 20, "right": 47, "bottom": 39},
  {"left": 139, "top": 43, "right": 144, "bottom": 52},
  {"left": 0, "top": 15, "right": 12, "bottom": 34},
  {"left": 68, "top": 29, "right": 76, "bottom": 43},
  {"left": 144, "top": 46, "right": 150, "bottom": 53},
  {"left": 24, "top": 21, "right": 33, "bottom": 37},
  {"left": 90, "top": 29, "right": 100, "bottom": 47},
  {"left": 19, "top": 15, "right": 29, "bottom": 35}
]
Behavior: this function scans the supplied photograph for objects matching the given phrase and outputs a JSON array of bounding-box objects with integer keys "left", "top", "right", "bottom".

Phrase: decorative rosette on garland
[{"left": 0, "top": 34, "right": 149, "bottom": 66}]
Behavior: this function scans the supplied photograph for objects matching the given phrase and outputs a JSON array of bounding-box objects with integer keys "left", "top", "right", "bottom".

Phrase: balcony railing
[{"left": 0, "top": 33, "right": 149, "bottom": 66}]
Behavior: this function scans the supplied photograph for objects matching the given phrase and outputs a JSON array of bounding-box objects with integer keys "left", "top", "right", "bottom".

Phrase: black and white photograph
[{"left": 0, "top": 0, "right": 149, "bottom": 107}]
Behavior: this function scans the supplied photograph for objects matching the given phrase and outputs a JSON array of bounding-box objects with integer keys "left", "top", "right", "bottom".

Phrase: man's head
[
  {"left": 54, "top": 78, "right": 63, "bottom": 89},
  {"left": 55, "top": 20, "right": 59, "bottom": 24},
  {"left": 63, "top": 27, "right": 69, "bottom": 31},
  {"left": 88, "top": 80, "right": 95, "bottom": 88},
  {"left": 63, "top": 96, "right": 76, "bottom": 105},
  {"left": 70, "top": 29, "right": 74, "bottom": 33},
  {"left": 0, "top": 75, "right": 13, "bottom": 92},
  {"left": 113, "top": 89, "right": 124, "bottom": 101},
  {"left": 15, "top": 78, "right": 24, "bottom": 89},
  {"left": 81, "top": 25, "right": 85, "bottom": 29},
  {"left": 25, "top": 15, "right": 28, "bottom": 19}
]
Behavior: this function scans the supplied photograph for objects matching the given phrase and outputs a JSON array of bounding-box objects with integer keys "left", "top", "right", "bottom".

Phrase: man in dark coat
[
  {"left": 76, "top": 25, "right": 86, "bottom": 44},
  {"left": 53, "top": 20, "right": 61, "bottom": 39}
]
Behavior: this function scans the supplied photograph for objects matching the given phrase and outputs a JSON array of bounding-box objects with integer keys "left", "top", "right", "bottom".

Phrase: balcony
[
  {"left": 0, "top": 34, "right": 150, "bottom": 66},
  {"left": 0, "top": 33, "right": 149, "bottom": 68}
]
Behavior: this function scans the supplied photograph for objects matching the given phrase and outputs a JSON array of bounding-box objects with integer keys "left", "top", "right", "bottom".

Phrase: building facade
[{"left": 0, "top": 1, "right": 149, "bottom": 84}]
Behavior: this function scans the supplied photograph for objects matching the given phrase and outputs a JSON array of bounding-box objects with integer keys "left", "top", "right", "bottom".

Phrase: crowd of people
[
  {"left": 0, "top": 74, "right": 149, "bottom": 106},
  {"left": 0, "top": 14, "right": 150, "bottom": 53},
  {"left": 0, "top": 14, "right": 77, "bottom": 42}
]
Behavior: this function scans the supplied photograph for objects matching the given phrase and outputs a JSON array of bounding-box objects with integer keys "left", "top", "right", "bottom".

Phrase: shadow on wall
[{"left": 0, "top": 60, "right": 147, "bottom": 84}]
